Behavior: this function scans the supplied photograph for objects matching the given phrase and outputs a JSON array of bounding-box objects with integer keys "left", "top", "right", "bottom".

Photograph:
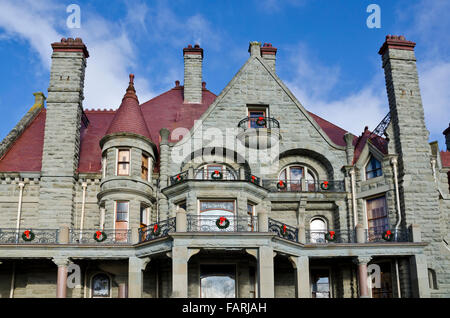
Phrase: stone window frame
[
  {"left": 101, "top": 153, "right": 107, "bottom": 179},
  {"left": 364, "top": 194, "right": 390, "bottom": 241},
  {"left": 140, "top": 204, "right": 151, "bottom": 227},
  {"left": 247, "top": 104, "right": 269, "bottom": 128},
  {"left": 364, "top": 155, "right": 383, "bottom": 180},
  {"left": 116, "top": 148, "right": 131, "bottom": 176},
  {"left": 90, "top": 272, "right": 112, "bottom": 298},
  {"left": 278, "top": 163, "right": 317, "bottom": 191},
  {"left": 428, "top": 268, "right": 438, "bottom": 290},
  {"left": 309, "top": 216, "right": 328, "bottom": 243},
  {"left": 141, "top": 152, "right": 151, "bottom": 182}
]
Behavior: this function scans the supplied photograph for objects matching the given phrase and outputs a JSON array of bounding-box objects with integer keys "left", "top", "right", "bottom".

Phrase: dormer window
[{"left": 365, "top": 156, "right": 382, "bottom": 179}]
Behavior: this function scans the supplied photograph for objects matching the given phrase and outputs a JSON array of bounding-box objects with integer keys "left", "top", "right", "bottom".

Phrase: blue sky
[{"left": 0, "top": 0, "right": 449, "bottom": 149}]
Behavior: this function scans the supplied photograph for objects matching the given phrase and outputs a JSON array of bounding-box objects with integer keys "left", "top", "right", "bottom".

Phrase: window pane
[
  {"left": 290, "top": 167, "right": 303, "bottom": 181},
  {"left": 116, "top": 202, "right": 128, "bottom": 221},
  {"left": 118, "top": 150, "right": 130, "bottom": 162}
]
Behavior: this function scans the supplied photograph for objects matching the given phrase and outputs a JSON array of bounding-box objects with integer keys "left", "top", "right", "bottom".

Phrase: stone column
[
  {"left": 409, "top": 254, "right": 430, "bottom": 298},
  {"left": 128, "top": 257, "right": 150, "bottom": 298},
  {"left": 172, "top": 246, "right": 188, "bottom": 298},
  {"left": 176, "top": 208, "right": 187, "bottom": 232},
  {"left": 289, "top": 256, "right": 310, "bottom": 298},
  {"left": 258, "top": 246, "right": 274, "bottom": 298},
  {"left": 354, "top": 256, "right": 372, "bottom": 298},
  {"left": 118, "top": 283, "right": 128, "bottom": 298},
  {"left": 53, "top": 257, "right": 70, "bottom": 298}
]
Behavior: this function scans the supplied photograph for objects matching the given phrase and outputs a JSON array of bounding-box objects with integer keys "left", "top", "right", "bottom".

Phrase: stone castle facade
[{"left": 0, "top": 36, "right": 448, "bottom": 298}]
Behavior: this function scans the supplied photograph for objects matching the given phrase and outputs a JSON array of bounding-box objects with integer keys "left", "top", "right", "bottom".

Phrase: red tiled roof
[
  {"left": 352, "top": 128, "right": 388, "bottom": 164},
  {"left": 105, "top": 75, "right": 152, "bottom": 141},
  {"left": 441, "top": 151, "right": 450, "bottom": 167},
  {"left": 0, "top": 85, "right": 379, "bottom": 173},
  {"left": 0, "top": 108, "right": 46, "bottom": 172}
]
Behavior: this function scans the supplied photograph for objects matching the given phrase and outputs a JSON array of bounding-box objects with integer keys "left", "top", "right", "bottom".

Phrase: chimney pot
[
  {"left": 175, "top": 80, "right": 180, "bottom": 87},
  {"left": 202, "top": 81, "right": 206, "bottom": 89}
]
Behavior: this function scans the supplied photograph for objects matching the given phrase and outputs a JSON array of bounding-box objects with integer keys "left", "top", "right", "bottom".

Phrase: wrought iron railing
[
  {"left": 170, "top": 170, "right": 189, "bottom": 185},
  {"left": 268, "top": 218, "right": 298, "bottom": 242},
  {"left": 187, "top": 215, "right": 258, "bottom": 232},
  {"left": 194, "top": 168, "right": 237, "bottom": 181},
  {"left": 305, "top": 229, "right": 356, "bottom": 244},
  {"left": 366, "top": 226, "right": 410, "bottom": 243},
  {"left": 139, "top": 217, "right": 176, "bottom": 243},
  {"left": 238, "top": 117, "right": 280, "bottom": 130},
  {"left": 69, "top": 229, "right": 131, "bottom": 244},
  {"left": 263, "top": 179, "right": 346, "bottom": 193},
  {"left": 0, "top": 228, "right": 59, "bottom": 244},
  {"left": 245, "top": 172, "right": 261, "bottom": 185}
]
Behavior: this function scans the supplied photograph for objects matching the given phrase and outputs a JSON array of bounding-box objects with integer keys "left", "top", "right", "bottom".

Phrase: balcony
[
  {"left": 263, "top": 179, "right": 345, "bottom": 193},
  {"left": 70, "top": 229, "right": 132, "bottom": 244},
  {"left": 169, "top": 169, "right": 262, "bottom": 186},
  {"left": 139, "top": 218, "right": 176, "bottom": 243},
  {"left": 0, "top": 228, "right": 59, "bottom": 244},
  {"left": 187, "top": 215, "right": 258, "bottom": 232},
  {"left": 268, "top": 218, "right": 298, "bottom": 242},
  {"left": 237, "top": 116, "right": 281, "bottom": 149}
]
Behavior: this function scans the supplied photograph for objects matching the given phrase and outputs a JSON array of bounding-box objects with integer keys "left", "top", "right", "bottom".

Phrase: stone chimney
[
  {"left": 183, "top": 44, "right": 203, "bottom": 104},
  {"left": 443, "top": 124, "right": 450, "bottom": 151},
  {"left": 248, "top": 41, "right": 261, "bottom": 57},
  {"left": 39, "top": 38, "right": 89, "bottom": 228},
  {"left": 261, "top": 43, "right": 277, "bottom": 72}
]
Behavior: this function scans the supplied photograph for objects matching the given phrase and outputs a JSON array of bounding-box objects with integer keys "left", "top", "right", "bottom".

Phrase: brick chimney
[
  {"left": 261, "top": 43, "right": 277, "bottom": 72},
  {"left": 183, "top": 44, "right": 203, "bottom": 104},
  {"left": 443, "top": 124, "right": 450, "bottom": 151}
]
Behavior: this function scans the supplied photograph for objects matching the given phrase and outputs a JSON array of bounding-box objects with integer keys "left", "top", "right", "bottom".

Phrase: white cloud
[
  {"left": 0, "top": 0, "right": 156, "bottom": 109},
  {"left": 282, "top": 43, "right": 387, "bottom": 136}
]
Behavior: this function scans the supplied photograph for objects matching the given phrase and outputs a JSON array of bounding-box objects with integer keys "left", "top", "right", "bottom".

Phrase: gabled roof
[{"left": 352, "top": 127, "right": 388, "bottom": 164}]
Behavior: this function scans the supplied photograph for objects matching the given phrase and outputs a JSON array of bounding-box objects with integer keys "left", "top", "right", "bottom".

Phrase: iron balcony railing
[
  {"left": 305, "top": 229, "right": 357, "bottom": 244},
  {"left": 0, "top": 228, "right": 59, "bottom": 244},
  {"left": 263, "top": 179, "right": 346, "bottom": 193},
  {"left": 169, "top": 169, "right": 262, "bottom": 186},
  {"left": 187, "top": 215, "right": 258, "bottom": 232},
  {"left": 169, "top": 170, "right": 189, "bottom": 185},
  {"left": 69, "top": 229, "right": 131, "bottom": 244},
  {"left": 245, "top": 172, "right": 261, "bottom": 185},
  {"left": 268, "top": 218, "right": 298, "bottom": 242},
  {"left": 366, "top": 226, "right": 410, "bottom": 243},
  {"left": 139, "top": 217, "right": 176, "bottom": 243},
  {"left": 238, "top": 117, "right": 280, "bottom": 130}
]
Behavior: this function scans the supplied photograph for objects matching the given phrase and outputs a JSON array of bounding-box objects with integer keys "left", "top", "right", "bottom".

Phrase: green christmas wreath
[
  {"left": 256, "top": 116, "right": 266, "bottom": 127},
  {"left": 174, "top": 174, "right": 183, "bottom": 182},
  {"left": 94, "top": 230, "right": 107, "bottom": 242},
  {"left": 211, "top": 170, "right": 223, "bottom": 180},
  {"left": 216, "top": 217, "right": 230, "bottom": 229},
  {"left": 277, "top": 180, "right": 287, "bottom": 190},
  {"left": 280, "top": 224, "right": 289, "bottom": 237},
  {"left": 382, "top": 230, "right": 394, "bottom": 241},
  {"left": 152, "top": 224, "right": 161, "bottom": 236},
  {"left": 320, "top": 181, "right": 329, "bottom": 190},
  {"left": 325, "top": 230, "right": 336, "bottom": 242},
  {"left": 22, "top": 229, "right": 35, "bottom": 242}
]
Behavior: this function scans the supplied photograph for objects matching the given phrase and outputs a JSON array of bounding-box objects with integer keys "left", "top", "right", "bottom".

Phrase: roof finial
[{"left": 123, "top": 73, "right": 138, "bottom": 102}]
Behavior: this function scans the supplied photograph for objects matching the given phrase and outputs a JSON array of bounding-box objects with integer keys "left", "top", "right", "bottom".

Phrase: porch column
[
  {"left": 118, "top": 283, "right": 128, "bottom": 298},
  {"left": 409, "top": 254, "right": 430, "bottom": 298},
  {"left": 354, "top": 256, "right": 372, "bottom": 298},
  {"left": 172, "top": 246, "right": 188, "bottom": 298},
  {"left": 128, "top": 256, "right": 150, "bottom": 298},
  {"left": 258, "top": 246, "right": 274, "bottom": 298},
  {"left": 289, "top": 256, "right": 310, "bottom": 298},
  {"left": 52, "top": 257, "right": 70, "bottom": 298}
]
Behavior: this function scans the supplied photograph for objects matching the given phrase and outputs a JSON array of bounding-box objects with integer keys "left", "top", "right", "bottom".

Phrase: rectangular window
[
  {"left": 248, "top": 107, "right": 267, "bottom": 128},
  {"left": 140, "top": 206, "right": 149, "bottom": 226},
  {"left": 117, "top": 149, "right": 130, "bottom": 176},
  {"left": 141, "top": 154, "right": 149, "bottom": 181},
  {"left": 102, "top": 155, "right": 107, "bottom": 178},
  {"left": 116, "top": 201, "right": 129, "bottom": 222},
  {"left": 366, "top": 196, "right": 389, "bottom": 241}
]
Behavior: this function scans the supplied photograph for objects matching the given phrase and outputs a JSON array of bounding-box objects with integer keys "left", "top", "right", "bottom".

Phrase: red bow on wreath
[
  {"left": 279, "top": 180, "right": 284, "bottom": 186},
  {"left": 95, "top": 231, "right": 102, "bottom": 239},
  {"left": 154, "top": 224, "right": 158, "bottom": 232},
  {"left": 282, "top": 224, "right": 287, "bottom": 233},
  {"left": 323, "top": 181, "right": 328, "bottom": 186},
  {"left": 24, "top": 230, "right": 30, "bottom": 239},
  {"left": 258, "top": 116, "right": 264, "bottom": 121},
  {"left": 386, "top": 230, "right": 391, "bottom": 236},
  {"left": 214, "top": 170, "right": 219, "bottom": 175},
  {"left": 219, "top": 216, "right": 226, "bottom": 225},
  {"left": 176, "top": 174, "right": 181, "bottom": 180},
  {"left": 329, "top": 230, "right": 335, "bottom": 239},
  {"left": 251, "top": 175, "right": 256, "bottom": 182}
]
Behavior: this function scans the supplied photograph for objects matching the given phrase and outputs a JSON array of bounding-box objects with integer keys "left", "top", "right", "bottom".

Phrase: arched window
[
  {"left": 428, "top": 268, "right": 438, "bottom": 290},
  {"left": 91, "top": 273, "right": 111, "bottom": 298},
  {"left": 278, "top": 165, "right": 316, "bottom": 191},
  {"left": 310, "top": 218, "right": 327, "bottom": 243},
  {"left": 195, "top": 164, "right": 237, "bottom": 180},
  {"left": 366, "top": 156, "right": 382, "bottom": 179}
]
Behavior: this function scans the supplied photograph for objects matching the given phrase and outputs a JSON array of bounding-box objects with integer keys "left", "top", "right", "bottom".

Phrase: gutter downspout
[
  {"left": 395, "top": 259, "right": 402, "bottom": 298},
  {"left": 391, "top": 157, "right": 402, "bottom": 241},
  {"left": 350, "top": 169, "right": 358, "bottom": 228},
  {"left": 79, "top": 182, "right": 87, "bottom": 241},
  {"left": 15, "top": 182, "right": 25, "bottom": 242}
]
